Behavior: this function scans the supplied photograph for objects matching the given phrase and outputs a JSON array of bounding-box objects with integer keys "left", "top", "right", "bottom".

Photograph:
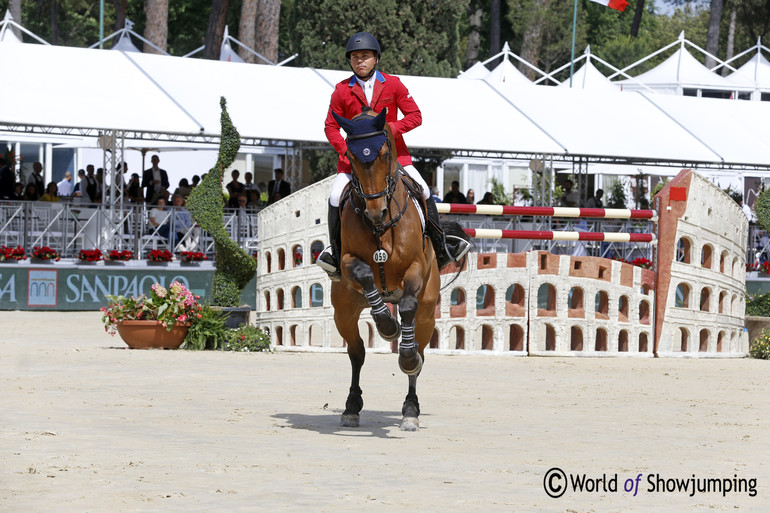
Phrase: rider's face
[{"left": 350, "top": 50, "right": 377, "bottom": 77}]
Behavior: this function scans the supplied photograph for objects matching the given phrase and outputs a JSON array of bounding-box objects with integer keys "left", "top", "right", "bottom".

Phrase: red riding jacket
[{"left": 324, "top": 70, "right": 422, "bottom": 174}]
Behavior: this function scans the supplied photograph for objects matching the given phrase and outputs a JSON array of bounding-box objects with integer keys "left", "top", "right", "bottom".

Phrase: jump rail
[
  {"left": 464, "top": 229, "right": 655, "bottom": 243},
  {"left": 436, "top": 203, "right": 657, "bottom": 221}
]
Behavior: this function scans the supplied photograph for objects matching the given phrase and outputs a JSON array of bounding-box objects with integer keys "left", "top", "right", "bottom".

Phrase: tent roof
[
  {"left": 615, "top": 46, "right": 744, "bottom": 92},
  {"left": 557, "top": 60, "right": 618, "bottom": 91},
  {"left": 3, "top": 39, "right": 770, "bottom": 170},
  {"left": 727, "top": 51, "right": 770, "bottom": 89}
]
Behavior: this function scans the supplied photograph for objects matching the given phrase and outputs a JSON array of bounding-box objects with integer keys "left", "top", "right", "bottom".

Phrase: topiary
[{"left": 186, "top": 98, "right": 257, "bottom": 307}]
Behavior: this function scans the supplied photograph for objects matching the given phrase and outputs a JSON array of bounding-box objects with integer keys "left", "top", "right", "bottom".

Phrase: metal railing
[{"left": 0, "top": 199, "right": 260, "bottom": 259}]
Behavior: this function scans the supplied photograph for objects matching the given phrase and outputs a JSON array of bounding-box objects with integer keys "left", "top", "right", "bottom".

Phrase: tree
[
  {"left": 255, "top": 0, "right": 281, "bottom": 63},
  {"left": 203, "top": 0, "right": 229, "bottom": 60},
  {"left": 290, "top": 0, "right": 466, "bottom": 77},
  {"left": 490, "top": 0, "right": 501, "bottom": 55},
  {"left": 630, "top": 0, "right": 645, "bottom": 37},
  {"left": 704, "top": 0, "right": 723, "bottom": 68},
  {"left": 143, "top": 0, "right": 168, "bottom": 54},
  {"left": 464, "top": 0, "right": 483, "bottom": 69},
  {"left": 238, "top": 0, "right": 258, "bottom": 63}
]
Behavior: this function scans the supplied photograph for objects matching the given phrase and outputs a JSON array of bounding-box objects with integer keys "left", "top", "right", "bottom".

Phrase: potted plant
[
  {"left": 186, "top": 98, "right": 256, "bottom": 328},
  {"left": 101, "top": 281, "right": 203, "bottom": 349},
  {"left": 31, "top": 245, "right": 60, "bottom": 262},
  {"left": 0, "top": 245, "right": 25, "bottom": 262},
  {"left": 179, "top": 251, "right": 208, "bottom": 264},
  {"left": 106, "top": 249, "right": 133, "bottom": 264},
  {"left": 147, "top": 249, "right": 173, "bottom": 264},
  {"left": 78, "top": 248, "right": 103, "bottom": 263}
]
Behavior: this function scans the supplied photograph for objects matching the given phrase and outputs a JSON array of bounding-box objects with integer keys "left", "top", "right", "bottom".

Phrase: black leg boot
[
  {"left": 317, "top": 203, "right": 342, "bottom": 281},
  {"left": 425, "top": 199, "right": 450, "bottom": 269}
]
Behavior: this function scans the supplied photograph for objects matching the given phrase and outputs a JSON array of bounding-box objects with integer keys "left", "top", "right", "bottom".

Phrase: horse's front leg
[{"left": 345, "top": 255, "right": 400, "bottom": 341}]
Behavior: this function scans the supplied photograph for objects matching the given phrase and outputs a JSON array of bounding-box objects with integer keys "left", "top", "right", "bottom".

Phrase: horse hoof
[
  {"left": 340, "top": 414, "right": 360, "bottom": 428},
  {"left": 400, "top": 417, "right": 419, "bottom": 431},
  {"left": 398, "top": 352, "right": 423, "bottom": 376},
  {"left": 375, "top": 318, "right": 401, "bottom": 342}
]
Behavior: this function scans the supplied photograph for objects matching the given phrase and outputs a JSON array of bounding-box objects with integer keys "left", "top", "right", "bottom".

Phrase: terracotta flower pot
[{"left": 116, "top": 320, "right": 189, "bottom": 349}]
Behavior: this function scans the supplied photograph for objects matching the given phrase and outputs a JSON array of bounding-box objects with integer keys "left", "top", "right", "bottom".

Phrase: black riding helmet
[{"left": 345, "top": 32, "right": 381, "bottom": 60}]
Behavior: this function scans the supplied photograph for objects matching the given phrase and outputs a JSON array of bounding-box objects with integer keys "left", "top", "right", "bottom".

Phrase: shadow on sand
[{"left": 272, "top": 410, "right": 429, "bottom": 438}]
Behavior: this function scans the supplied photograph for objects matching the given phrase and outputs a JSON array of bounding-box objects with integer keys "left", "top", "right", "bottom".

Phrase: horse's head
[{"left": 333, "top": 108, "right": 397, "bottom": 226}]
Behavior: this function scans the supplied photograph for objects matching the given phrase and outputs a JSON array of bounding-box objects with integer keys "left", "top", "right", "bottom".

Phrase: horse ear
[
  {"left": 332, "top": 111, "right": 355, "bottom": 135},
  {"left": 373, "top": 108, "right": 387, "bottom": 131}
]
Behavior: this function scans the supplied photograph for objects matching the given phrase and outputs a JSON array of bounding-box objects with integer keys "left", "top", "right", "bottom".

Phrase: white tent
[
  {"left": 726, "top": 47, "right": 770, "bottom": 99},
  {"left": 557, "top": 59, "right": 617, "bottom": 91},
  {"left": 3, "top": 36, "right": 770, "bottom": 170},
  {"left": 457, "top": 61, "right": 489, "bottom": 80}
]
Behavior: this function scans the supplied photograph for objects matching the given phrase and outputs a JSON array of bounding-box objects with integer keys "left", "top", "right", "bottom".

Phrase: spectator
[
  {"left": 430, "top": 186, "right": 441, "bottom": 203},
  {"left": 585, "top": 189, "right": 604, "bottom": 208},
  {"left": 466, "top": 189, "right": 475, "bottom": 204},
  {"left": 39, "top": 182, "right": 60, "bottom": 202},
  {"left": 173, "top": 178, "right": 192, "bottom": 199},
  {"left": 83, "top": 165, "right": 98, "bottom": 203},
  {"left": 442, "top": 180, "right": 467, "bottom": 204},
  {"left": 26, "top": 162, "right": 45, "bottom": 197},
  {"left": 477, "top": 192, "right": 495, "bottom": 205},
  {"left": 127, "top": 173, "right": 142, "bottom": 203},
  {"left": 74, "top": 169, "right": 88, "bottom": 203},
  {"left": 12, "top": 182, "right": 23, "bottom": 200},
  {"left": 268, "top": 168, "right": 291, "bottom": 204},
  {"left": 191, "top": 175, "right": 201, "bottom": 188},
  {"left": 742, "top": 198, "right": 754, "bottom": 223},
  {"left": 22, "top": 183, "right": 39, "bottom": 201},
  {"left": 148, "top": 197, "right": 170, "bottom": 229},
  {"left": 159, "top": 194, "right": 193, "bottom": 250},
  {"left": 141, "top": 155, "right": 170, "bottom": 204},
  {"left": 0, "top": 159, "right": 15, "bottom": 199},
  {"left": 244, "top": 171, "right": 259, "bottom": 196},
  {"left": 226, "top": 170, "right": 245, "bottom": 208},
  {"left": 560, "top": 179, "right": 579, "bottom": 207},
  {"left": 57, "top": 171, "right": 74, "bottom": 197}
]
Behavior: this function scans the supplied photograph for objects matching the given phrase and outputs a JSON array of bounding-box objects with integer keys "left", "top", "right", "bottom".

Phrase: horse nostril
[{"left": 378, "top": 208, "right": 388, "bottom": 222}]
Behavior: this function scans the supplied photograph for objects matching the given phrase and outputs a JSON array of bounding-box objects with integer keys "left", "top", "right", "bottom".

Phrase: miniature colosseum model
[{"left": 254, "top": 169, "right": 748, "bottom": 358}]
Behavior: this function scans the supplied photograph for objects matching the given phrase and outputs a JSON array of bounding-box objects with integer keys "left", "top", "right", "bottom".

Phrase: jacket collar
[{"left": 347, "top": 70, "right": 386, "bottom": 88}]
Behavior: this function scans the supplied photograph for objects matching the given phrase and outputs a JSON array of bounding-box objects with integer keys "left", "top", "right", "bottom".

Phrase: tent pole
[
  {"left": 569, "top": 0, "right": 578, "bottom": 88},
  {"left": 99, "top": 0, "right": 104, "bottom": 49}
]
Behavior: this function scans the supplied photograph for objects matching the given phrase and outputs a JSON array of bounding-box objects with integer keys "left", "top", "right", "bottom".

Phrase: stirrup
[
  {"left": 446, "top": 235, "right": 471, "bottom": 262},
  {"left": 316, "top": 247, "right": 341, "bottom": 281}
]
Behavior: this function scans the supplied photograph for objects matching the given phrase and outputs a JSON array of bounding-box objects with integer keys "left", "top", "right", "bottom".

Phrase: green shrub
[
  {"left": 750, "top": 329, "right": 770, "bottom": 359},
  {"left": 183, "top": 304, "right": 229, "bottom": 350},
  {"left": 186, "top": 97, "right": 257, "bottom": 307},
  {"left": 224, "top": 325, "right": 271, "bottom": 352},
  {"left": 746, "top": 291, "right": 770, "bottom": 317}
]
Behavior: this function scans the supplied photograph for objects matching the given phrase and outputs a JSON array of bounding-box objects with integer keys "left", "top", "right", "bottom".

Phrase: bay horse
[{"left": 331, "top": 108, "right": 441, "bottom": 431}]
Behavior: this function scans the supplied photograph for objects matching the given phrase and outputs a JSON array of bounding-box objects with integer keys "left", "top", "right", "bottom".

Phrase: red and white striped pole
[
  {"left": 436, "top": 203, "right": 656, "bottom": 221},
  {"left": 464, "top": 228, "right": 655, "bottom": 243}
]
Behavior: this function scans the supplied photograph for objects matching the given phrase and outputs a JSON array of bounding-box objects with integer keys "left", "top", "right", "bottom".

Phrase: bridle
[
  {"left": 346, "top": 130, "right": 408, "bottom": 237},
  {"left": 345, "top": 128, "right": 412, "bottom": 294}
]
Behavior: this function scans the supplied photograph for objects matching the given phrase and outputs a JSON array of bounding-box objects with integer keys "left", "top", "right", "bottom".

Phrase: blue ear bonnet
[{"left": 332, "top": 110, "right": 388, "bottom": 164}]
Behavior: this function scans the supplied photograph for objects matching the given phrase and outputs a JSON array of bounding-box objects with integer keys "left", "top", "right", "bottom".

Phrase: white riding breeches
[{"left": 329, "top": 165, "right": 430, "bottom": 207}]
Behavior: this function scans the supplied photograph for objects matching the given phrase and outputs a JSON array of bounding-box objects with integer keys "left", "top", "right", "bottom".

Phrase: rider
[{"left": 317, "top": 31, "right": 470, "bottom": 281}]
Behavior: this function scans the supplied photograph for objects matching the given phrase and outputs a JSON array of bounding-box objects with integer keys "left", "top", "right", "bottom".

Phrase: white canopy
[
  {"left": 2, "top": 37, "right": 770, "bottom": 170},
  {"left": 557, "top": 59, "right": 617, "bottom": 91}
]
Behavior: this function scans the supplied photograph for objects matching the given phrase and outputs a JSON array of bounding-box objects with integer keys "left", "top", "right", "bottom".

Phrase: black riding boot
[
  {"left": 317, "top": 202, "right": 342, "bottom": 281},
  {"left": 426, "top": 198, "right": 470, "bottom": 269}
]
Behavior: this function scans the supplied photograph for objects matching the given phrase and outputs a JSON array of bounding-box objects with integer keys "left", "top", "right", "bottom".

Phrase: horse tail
[{"left": 438, "top": 220, "right": 474, "bottom": 292}]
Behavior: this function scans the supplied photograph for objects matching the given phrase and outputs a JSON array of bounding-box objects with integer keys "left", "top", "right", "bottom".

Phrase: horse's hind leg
[
  {"left": 401, "top": 374, "right": 421, "bottom": 431},
  {"left": 349, "top": 258, "right": 400, "bottom": 341},
  {"left": 336, "top": 308, "right": 366, "bottom": 428}
]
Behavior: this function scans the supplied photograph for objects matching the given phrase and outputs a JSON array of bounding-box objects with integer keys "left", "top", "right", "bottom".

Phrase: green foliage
[
  {"left": 750, "top": 328, "right": 770, "bottom": 359},
  {"left": 746, "top": 291, "right": 770, "bottom": 317},
  {"left": 490, "top": 177, "right": 510, "bottom": 205},
  {"left": 290, "top": 0, "right": 466, "bottom": 77},
  {"left": 305, "top": 149, "right": 339, "bottom": 183},
  {"left": 223, "top": 324, "right": 272, "bottom": 352},
  {"left": 755, "top": 188, "right": 770, "bottom": 231},
  {"left": 606, "top": 179, "right": 627, "bottom": 209},
  {"left": 184, "top": 304, "right": 229, "bottom": 350},
  {"left": 187, "top": 98, "right": 257, "bottom": 307},
  {"left": 651, "top": 178, "right": 669, "bottom": 198}
]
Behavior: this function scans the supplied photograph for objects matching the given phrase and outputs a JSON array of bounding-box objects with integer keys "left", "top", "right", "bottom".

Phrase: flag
[{"left": 589, "top": 0, "right": 630, "bottom": 12}]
